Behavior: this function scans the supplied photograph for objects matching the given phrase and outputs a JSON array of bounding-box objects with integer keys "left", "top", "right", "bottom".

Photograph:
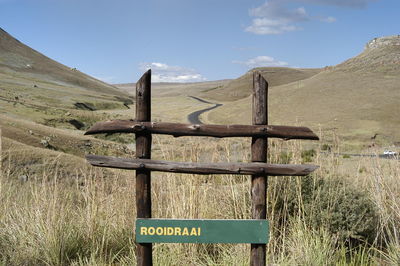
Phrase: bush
[
  {"left": 306, "top": 178, "right": 378, "bottom": 246},
  {"left": 270, "top": 175, "right": 378, "bottom": 247},
  {"left": 321, "top": 144, "right": 331, "bottom": 151},
  {"left": 301, "top": 149, "right": 316, "bottom": 162}
]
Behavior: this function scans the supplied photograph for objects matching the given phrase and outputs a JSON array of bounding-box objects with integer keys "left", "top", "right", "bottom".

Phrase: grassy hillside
[
  {"left": 0, "top": 28, "right": 138, "bottom": 180},
  {"left": 115, "top": 80, "right": 230, "bottom": 97},
  {"left": 205, "top": 36, "right": 400, "bottom": 150},
  {"left": 337, "top": 35, "right": 400, "bottom": 74},
  {"left": 0, "top": 28, "right": 133, "bottom": 120},
  {"left": 200, "top": 67, "right": 321, "bottom": 102},
  {"left": 0, "top": 28, "right": 231, "bottom": 185},
  {"left": 0, "top": 28, "right": 126, "bottom": 95}
]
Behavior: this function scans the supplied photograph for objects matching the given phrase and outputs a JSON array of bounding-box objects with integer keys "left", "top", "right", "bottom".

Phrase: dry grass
[
  {"left": 0, "top": 133, "right": 399, "bottom": 265},
  {"left": 206, "top": 69, "right": 400, "bottom": 150},
  {"left": 203, "top": 44, "right": 400, "bottom": 149},
  {"left": 115, "top": 80, "right": 230, "bottom": 98},
  {"left": 200, "top": 67, "right": 320, "bottom": 102},
  {"left": 0, "top": 28, "right": 125, "bottom": 97}
]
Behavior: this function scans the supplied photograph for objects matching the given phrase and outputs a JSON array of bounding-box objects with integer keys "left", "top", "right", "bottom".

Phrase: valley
[{"left": 0, "top": 27, "right": 399, "bottom": 265}]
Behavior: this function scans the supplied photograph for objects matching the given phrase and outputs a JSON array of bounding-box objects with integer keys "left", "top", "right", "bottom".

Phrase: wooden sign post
[
  {"left": 85, "top": 70, "right": 319, "bottom": 266},
  {"left": 135, "top": 70, "right": 152, "bottom": 266},
  {"left": 251, "top": 72, "right": 268, "bottom": 265}
]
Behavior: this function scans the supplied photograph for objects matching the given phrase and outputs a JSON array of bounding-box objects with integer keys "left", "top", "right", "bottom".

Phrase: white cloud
[
  {"left": 233, "top": 56, "right": 289, "bottom": 68},
  {"left": 245, "top": 18, "right": 301, "bottom": 35},
  {"left": 139, "top": 62, "right": 206, "bottom": 83},
  {"left": 245, "top": 0, "right": 337, "bottom": 35}
]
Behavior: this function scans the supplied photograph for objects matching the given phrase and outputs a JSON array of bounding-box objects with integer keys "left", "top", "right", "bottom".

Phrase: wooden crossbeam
[
  {"left": 84, "top": 120, "right": 319, "bottom": 140},
  {"left": 86, "top": 154, "right": 318, "bottom": 176}
]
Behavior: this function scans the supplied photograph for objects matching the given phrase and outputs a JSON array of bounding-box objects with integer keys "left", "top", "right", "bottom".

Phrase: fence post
[
  {"left": 250, "top": 71, "right": 268, "bottom": 266},
  {"left": 0, "top": 127, "right": 2, "bottom": 176},
  {"left": 135, "top": 70, "right": 152, "bottom": 266}
]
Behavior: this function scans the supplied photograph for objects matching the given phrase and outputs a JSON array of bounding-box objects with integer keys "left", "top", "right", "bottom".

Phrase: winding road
[{"left": 187, "top": 96, "right": 222, "bottom": 124}]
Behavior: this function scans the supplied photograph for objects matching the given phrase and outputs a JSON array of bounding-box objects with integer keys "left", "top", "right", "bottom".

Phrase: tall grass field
[{"left": 0, "top": 133, "right": 399, "bottom": 265}]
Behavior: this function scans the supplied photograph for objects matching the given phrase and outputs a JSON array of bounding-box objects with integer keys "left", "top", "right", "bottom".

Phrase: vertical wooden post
[
  {"left": 136, "top": 70, "right": 152, "bottom": 266},
  {"left": 0, "top": 127, "right": 2, "bottom": 176},
  {"left": 250, "top": 71, "right": 268, "bottom": 266}
]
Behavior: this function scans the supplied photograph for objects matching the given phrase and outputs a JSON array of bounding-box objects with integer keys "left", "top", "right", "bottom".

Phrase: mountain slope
[
  {"left": 115, "top": 80, "right": 231, "bottom": 97},
  {"left": 336, "top": 35, "right": 400, "bottom": 74},
  {"left": 206, "top": 36, "right": 400, "bottom": 149},
  {"left": 0, "top": 28, "right": 135, "bottom": 173},
  {"left": 201, "top": 67, "right": 321, "bottom": 102},
  {"left": 0, "top": 27, "right": 133, "bottom": 127},
  {"left": 0, "top": 28, "right": 125, "bottom": 96}
]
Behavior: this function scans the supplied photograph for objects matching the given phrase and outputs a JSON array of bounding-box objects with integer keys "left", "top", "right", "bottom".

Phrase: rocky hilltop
[
  {"left": 336, "top": 35, "right": 400, "bottom": 73},
  {"left": 365, "top": 35, "right": 400, "bottom": 50}
]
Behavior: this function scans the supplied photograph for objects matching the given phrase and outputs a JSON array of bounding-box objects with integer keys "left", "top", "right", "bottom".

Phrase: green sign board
[{"left": 136, "top": 219, "right": 269, "bottom": 244}]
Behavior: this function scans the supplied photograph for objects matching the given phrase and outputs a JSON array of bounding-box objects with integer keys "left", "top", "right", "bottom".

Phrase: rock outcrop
[{"left": 365, "top": 35, "right": 400, "bottom": 50}]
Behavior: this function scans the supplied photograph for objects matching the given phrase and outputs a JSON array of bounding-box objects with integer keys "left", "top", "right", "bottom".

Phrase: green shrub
[
  {"left": 359, "top": 166, "right": 367, "bottom": 173},
  {"left": 301, "top": 149, "right": 316, "bottom": 162},
  {"left": 306, "top": 178, "right": 378, "bottom": 246},
  {"left": 321, "top": 144, "right": 331, "bottom": 151},
  {"left": 270, "top": 175, "right": 378, "bottom": 247}
]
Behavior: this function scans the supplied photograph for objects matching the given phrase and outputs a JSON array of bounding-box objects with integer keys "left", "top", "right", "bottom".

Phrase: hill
[
  {"left": 115, "top": 80, "right": 230, "bottom": 97},
  {"left": 0, "top": 28, "right": 126, "bottom": 96},
  {"left": 205, "top": 36, "right": 400, "bottom": 150},
  {"left": 336, "top": 35, "right": 400, "bottom": 73},
  {"left": 0, "top": 28, "right": 135, "bottom": 178},
  {"left": 0, "top": 27, "right": 133, "bottom": 126},
  {"left": 200, "top": 67, "right": 321, "bottom": 102},
  {"left": 0, "top": 27, "right": 132, "bottom": 119}
]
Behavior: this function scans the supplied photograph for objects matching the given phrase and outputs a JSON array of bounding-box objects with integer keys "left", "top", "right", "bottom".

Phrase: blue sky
[{"left": 0, "top": 0, "right": 398, "bottom": 83}]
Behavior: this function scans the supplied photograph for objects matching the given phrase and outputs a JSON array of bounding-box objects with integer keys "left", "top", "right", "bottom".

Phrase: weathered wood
[
  {"left": 85, "top": 120, "right": 319, "bottom": 140},
  {"left": 0, "top": 127, "right": 2, "bottom": 174},
  {"left": 251, "top": 71, "right": 268, "bottom": 266},
  {"left": 135, "top": 70, "right": 152, "bottom": 266},
  {"left": 86, "top": 155, "right": 318, "bottom": 176}
]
